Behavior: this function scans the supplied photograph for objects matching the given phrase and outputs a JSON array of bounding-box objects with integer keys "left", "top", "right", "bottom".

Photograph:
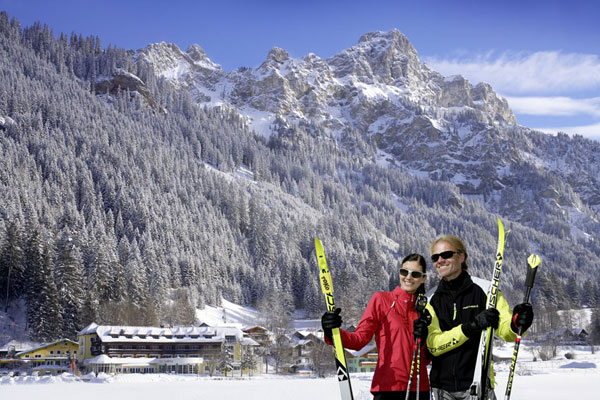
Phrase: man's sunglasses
[
  {"left": 431, "top": 250, "right": 457, "bottom": 262},
  {"left": 399, "top": 268, "right": 426, "bottom": 279}
]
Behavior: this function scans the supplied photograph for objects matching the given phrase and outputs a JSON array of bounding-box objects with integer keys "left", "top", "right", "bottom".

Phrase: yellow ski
[
  {"left": 315, "top": 238, "right": 354, "bottom": 400},
  {"left": 471, "top": 218, "right": 506, "bottom": 400}
]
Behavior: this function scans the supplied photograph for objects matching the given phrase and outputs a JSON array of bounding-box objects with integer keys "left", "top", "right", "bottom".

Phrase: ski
[
  {"left": 470, "top": 218, "right": 506, "bottom": 400},
  {"left": 504, "top": 253, "right": 541, "bottom": 400},
  {"left": 315, "top": 238, "right": 354, "bottom": 400}
]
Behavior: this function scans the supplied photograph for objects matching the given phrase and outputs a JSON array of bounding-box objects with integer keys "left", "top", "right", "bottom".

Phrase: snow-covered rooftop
[{"left": 79, "top": 323, "right": 258, "bottom": 345}]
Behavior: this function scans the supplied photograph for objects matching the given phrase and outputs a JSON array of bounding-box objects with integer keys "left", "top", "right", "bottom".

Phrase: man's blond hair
[{"left": 430, "top": 234, "right": 469, "bottom": 270}]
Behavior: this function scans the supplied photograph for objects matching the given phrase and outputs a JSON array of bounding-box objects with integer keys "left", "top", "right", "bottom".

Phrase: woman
[{"left": 321, "top": 254, "right": 431, "bottom": 400}]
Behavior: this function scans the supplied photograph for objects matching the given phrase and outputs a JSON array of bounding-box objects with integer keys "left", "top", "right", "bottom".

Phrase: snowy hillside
[{"left": 195, "top": 298, "right": 321, "bottom": 331}]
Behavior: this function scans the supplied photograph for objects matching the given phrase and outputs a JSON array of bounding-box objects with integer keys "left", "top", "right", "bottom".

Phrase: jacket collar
[
  {"left": 392, "top": 285, "right": 418, "bottom": 304},
  {"left": 436, "top": 270, "right": 473, "bottom": 295}
]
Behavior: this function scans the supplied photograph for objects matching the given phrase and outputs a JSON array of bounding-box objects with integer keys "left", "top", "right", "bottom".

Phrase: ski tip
[
  {"left": 315, "top": 237, "right": 323, "bottom": 250},
  {"left": 527, "top": 253, "right": 541, "bottom": 268}
]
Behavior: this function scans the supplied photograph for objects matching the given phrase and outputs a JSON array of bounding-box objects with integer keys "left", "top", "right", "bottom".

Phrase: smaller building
[
  {"left": 243, "top": 326, "right": 272, "bottom": 347},
  {"left": 346, "top": 343, "right": 377, "bottom": 373},
  {"left": 539, "top": 328, "right": 589, "bottom": 345},
  {"left": 12, "top": 339, "right": 78, "bottom": 375}
]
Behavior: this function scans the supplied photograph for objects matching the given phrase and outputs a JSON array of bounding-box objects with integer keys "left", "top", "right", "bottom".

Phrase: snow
[
  {"left": 238, "top": 106, "right": 277, "bottom": 138},
  {"left": 2, "top": 300, "right": 599, "bottom": 399},
  {"left": 1, "top": 345, "right": 599, "bottom": 400},
  {"left": 195, "top": 298, "right": 261, "bottom": 327}
]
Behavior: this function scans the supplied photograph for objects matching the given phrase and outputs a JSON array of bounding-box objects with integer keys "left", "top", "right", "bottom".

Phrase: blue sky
[{"left": 1, "top": 0, "right": 599, "bottom": 140}]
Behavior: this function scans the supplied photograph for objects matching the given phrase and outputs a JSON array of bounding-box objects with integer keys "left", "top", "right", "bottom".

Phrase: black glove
[
  {"left": 413, "top": 309, "right": 431, "bottom": 342},
  {"left": 413, "top": 318, "right": 429, "bottom": 342},
  {"left": 511, "top": 302, "right": 534, "bottom": 333},
  {"left": 321, "top": 308, "right": 342, "bottom": 341},
  {"left": 462, "top": 308, "right": 499, "bottom": 338}
]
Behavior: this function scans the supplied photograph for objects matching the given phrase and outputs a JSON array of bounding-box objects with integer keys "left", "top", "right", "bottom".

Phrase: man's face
[{"left": 431, "top": 240, "right": 464, "bottom": 281}]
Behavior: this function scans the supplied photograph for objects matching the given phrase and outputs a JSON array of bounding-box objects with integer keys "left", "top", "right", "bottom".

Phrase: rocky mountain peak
[
  {"left": 185, "top": 44, "right": 222, "bottom": 71},
  {"left": 266, "top": 47, "right": 290, "bottom": 64},
  {"left": 328, "top": 29, "right": 422, "bottom": 84},
  {"left": 357, "top": 29, "right": 417, "bottom": 57}
]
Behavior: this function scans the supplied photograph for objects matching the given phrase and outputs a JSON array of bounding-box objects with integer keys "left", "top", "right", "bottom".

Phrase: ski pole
[
  {"left": 504, "top": 253, "right": 540, "bottom": 400},
  {"left": 405, "top": 294, "right": 428, "bottom": 400},
  {"left": 415, "top": 337, "right": 422, "bottom": 400},
  {"left": 405, "top": 340, "right": 418, "bottom": 400}
]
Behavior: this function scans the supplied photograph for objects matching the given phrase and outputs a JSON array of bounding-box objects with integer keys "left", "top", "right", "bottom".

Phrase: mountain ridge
[{"left": 135, "top": 30, "right": 600, "bottom": 241}]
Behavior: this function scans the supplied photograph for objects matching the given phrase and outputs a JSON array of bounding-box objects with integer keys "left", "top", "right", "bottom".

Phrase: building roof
[
  {"left": 346, "top": 343, "right": 377, "bottom": 358},
  {"left": 14, "top": 338, "right": 78, "bottom": 356},
  {"left": 0, "top": 339, "right": 40, "bottom": 352},
  {"left": 79, "top": 322, "right": 259, "bottom": 345}
]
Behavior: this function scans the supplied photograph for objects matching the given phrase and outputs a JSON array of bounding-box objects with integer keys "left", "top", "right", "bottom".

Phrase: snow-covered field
[
  {"left": 1, "top": 343, "right": 597, "bottom": 400},
  {"left": 2, "top": 301, "right": 597, "bottom": 399}
]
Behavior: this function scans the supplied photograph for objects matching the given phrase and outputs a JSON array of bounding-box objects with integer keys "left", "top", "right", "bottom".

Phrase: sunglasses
[
  {"left": 431, "top": 250, "right": 457, "bottom": 262},
  {"left": 399, "top": 268, "right": 426, "bottom": 279}
]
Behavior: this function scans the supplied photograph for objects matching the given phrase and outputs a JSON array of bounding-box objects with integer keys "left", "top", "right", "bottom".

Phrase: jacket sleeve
[
  {"left": 495, "top": 291, "right": 518, "bottom": 342},
  {"left": 334, "top": 293, "right": 381, "bottom": 351},
  {"left": 425, "top": 303, "right": 470, "bottom": 356}
]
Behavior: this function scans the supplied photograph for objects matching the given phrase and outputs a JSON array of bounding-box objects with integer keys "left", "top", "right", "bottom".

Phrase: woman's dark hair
[
  {"left": 401, "top": 253, "right": 427, "bottom": 273},
  {"left": 401, "top": 253, "right": 427, "bottom": 294}
]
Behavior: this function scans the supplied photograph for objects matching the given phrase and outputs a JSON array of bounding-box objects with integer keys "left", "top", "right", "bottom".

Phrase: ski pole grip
[
  {"left": 523, "top": 254, "right": 540, "bottom": 302},
  {"left": 524, "top": 254, "right": 540, "bottom": 288},
  {"left": 415, "top": 294, "right": 427, "bottom": 316}
]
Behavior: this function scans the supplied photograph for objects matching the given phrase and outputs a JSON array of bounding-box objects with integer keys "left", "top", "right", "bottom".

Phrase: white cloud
[
  {"left": 534, "top": 121, "right": 600, "bottom": 140},
  {"left": 504, "top": 96, "right": 600, "bottom": 117},
  {"left": 425, "top": 51, "right": 600, "bottom": 95}
]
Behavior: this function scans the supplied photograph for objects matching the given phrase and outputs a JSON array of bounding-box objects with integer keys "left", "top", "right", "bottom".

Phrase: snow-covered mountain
[{"left": 135, "top": 29, "right": 600, "bottom": 241}]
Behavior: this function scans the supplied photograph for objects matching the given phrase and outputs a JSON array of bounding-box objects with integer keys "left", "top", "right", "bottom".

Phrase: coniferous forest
[{"left": 1, "top": 12, "right": 600, "bottom": 342}]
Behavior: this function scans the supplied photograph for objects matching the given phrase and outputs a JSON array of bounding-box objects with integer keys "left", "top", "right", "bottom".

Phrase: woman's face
[{"left": 399, "top": 260, "right": 426, "bottom": 294}]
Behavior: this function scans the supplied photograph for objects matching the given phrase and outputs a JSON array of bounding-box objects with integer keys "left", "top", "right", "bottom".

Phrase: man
[{"left": 425, "top": 235, "right": 534, "bottom": 400}]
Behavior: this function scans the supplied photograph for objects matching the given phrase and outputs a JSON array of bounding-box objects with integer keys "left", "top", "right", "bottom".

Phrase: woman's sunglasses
[
  {"left": 399, "top": 268, "right": 426, "bottom": 279},
  {"left": 431, "top": 250, "right": 457, "bottom": 262}
]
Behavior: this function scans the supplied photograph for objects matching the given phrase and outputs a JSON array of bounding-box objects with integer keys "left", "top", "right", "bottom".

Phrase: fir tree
[
  {"left": 25, "top": 230, "right": 63, "bottom": 341},
  {"left": 0, "top": 221, "right": 24, "bottom": 312},
  {"left": 54, "top": 229, "right": 85, "bottom": 338}
]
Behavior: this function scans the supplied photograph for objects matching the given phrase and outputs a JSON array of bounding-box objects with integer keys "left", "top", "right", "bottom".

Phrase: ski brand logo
[
  {"left": 432, "top": 338, "right": 459, "bottom": 354},
  {"left": 337, "top": 366, "right": 349, "bottom": 381},
  {"left": 321, "top": 271, "right": 331, "bottom": 292},
  {"left": 488, "top": 252, "right": 503, "bottom": 305},
  {"left": 325, "top": 292, "right": 335, "bottom": 308}
]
